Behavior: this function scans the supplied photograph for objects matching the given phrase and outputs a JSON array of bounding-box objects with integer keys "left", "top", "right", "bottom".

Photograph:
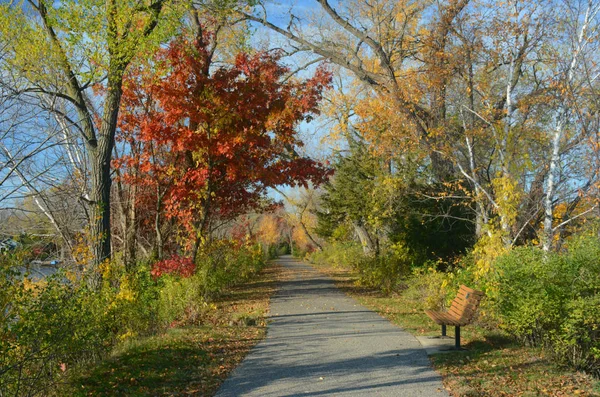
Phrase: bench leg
[
  {"left": 455, "top": 326, "right": 461, "bottom": 349},
  {"left": 441, "top": 324, "right": 447, "bottom": 336}
]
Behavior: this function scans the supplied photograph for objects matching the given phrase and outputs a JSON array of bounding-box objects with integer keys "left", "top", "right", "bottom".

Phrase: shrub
[
  {"left": 353, "top": 246, "right": 412, "bottom": 294},
  {"left": 402, "top": 266, "right": 449, "bottom": 311},
  {"left": 310, "top": 242, "right": 412, "bottom": 294},
  {"left": 156, "top": 274, "right": 205, "bottom": 327},
  {"left": 0, "top": 271, "right": 114, "bottom": 397},
  {"left": 553, "top": 295, "right": 600, "bottom": 377},
  {"left": 110, "top": 263, "right": 162, "bottom": 338},
  {"left": 153, "top": 241, "right": 265, "bottom": 325},
  {"left": 310, "top": 241, "right": 363, "bottom": 270},
  {"left": 151, "top": 255, "right": 195, "bottom": 279},
  {"left": 267, "top": 243, "right": 288, "bottom": 259},
  {"left": 491, "top": 239, "right": 600, "bottom": 375},
  {"left": 490, "top": 247, "right": 565, "bottom": 345},
  {"left": 195, "top": 241, "right": 265, "bottom": 298},
  {"left": 0, "top": 239, "right": 268, "bottom": 396}
]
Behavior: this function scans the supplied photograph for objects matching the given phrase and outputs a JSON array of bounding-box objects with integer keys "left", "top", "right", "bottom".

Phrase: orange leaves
[
  {"left": 115, "top": 31, "right": 332, "bottom": 247},
  {"left": 353, "top": 92, "right": 423, "bottom": 160}
]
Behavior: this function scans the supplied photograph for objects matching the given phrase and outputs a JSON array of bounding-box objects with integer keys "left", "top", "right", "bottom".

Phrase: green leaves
[
  {"left": 491, "top": 242, "right": 600, "bottom": 375},
  {"left": 0, "top": 0, "right": 183, "bottom": 90}
]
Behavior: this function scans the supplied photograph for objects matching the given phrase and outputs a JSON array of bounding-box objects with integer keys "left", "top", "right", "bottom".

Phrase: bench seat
[{"left": 424, "top": 285, "right": 484, "bottom": 349}]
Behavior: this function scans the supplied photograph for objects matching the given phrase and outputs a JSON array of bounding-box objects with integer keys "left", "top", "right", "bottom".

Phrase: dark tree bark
[{"left": 30, "top": 0, "right": 166, "bottom": 283}]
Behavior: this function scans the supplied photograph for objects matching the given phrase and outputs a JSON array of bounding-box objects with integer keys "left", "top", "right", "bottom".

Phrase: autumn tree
[
  {"left": 254, "top": 0, "right": 599, "bottom": 257},
  {"left": 117, "top": 31, "right": 332, "bottom": 262},
  {"left": 541, "top": 0, "right": 600, "bottom": 251},
  {"left": 238, "top": 0, "right": 473, "bottom": 182},
  {"left": 285, "top": 188, "right": 324, "bottom": 252}
]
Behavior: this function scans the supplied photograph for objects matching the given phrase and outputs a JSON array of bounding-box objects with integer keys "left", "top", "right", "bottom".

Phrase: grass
[
  {"left": 63, "top": 264, "right": 287, "bottom": 397},
  {"left": 310, "top": 261, "right": 600, "bottom": 397}
]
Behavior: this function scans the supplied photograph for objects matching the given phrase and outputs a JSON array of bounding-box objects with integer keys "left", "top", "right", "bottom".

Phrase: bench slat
[
  {"left": 449, "top": 307, "right": 474, "bottom": 319},
  {"left": 459, "top": 285, "right": 484, "bottom": 295},
  {"left": 425, "top": 285, "right": 484, "bottom": 328},
  {"left": 451, "top": 298, "right": 477, "bottom": 308},
  {"left": 425, "top": 310, "right": 461, "bottom": 326}
]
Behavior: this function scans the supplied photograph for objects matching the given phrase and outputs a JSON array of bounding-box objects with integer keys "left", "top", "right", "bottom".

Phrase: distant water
[{"left": 17, "top": 263, "right": 59, "bottom": 282}]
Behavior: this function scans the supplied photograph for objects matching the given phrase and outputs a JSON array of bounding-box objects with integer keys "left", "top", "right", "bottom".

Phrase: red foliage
[
  {"left": 115, "top": 31, "right": 332, "bottom": 250},
  {"left": 150, "top": 255, "right": 196, "bottom": 279}
]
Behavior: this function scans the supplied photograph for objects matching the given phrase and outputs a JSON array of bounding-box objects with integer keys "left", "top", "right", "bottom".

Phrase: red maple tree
[{"left": 115, "top": 33, "right": 331, "bottom": 260}]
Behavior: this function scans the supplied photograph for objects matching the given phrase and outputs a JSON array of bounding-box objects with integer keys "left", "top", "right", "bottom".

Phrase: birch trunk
[{"left": 543, "top": 2, "right": 599, "bottom": 251}]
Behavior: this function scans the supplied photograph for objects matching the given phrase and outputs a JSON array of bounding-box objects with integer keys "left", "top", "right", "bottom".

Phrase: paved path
[{"left": 216, "top": 256, "right": 448, "bottom": 397}]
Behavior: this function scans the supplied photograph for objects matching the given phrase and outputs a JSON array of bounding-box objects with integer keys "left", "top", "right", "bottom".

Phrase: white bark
[
  {"left": 460, "top": 109, "right": 488, "bottom": 237},
  {"left": 543, "top": 1, "right": 600, "bottom": 251}
]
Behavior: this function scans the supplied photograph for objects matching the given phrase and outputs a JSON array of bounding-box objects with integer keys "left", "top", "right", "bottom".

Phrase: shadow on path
[{"left": 216, "top": 256, "right": 448, "bottom": 397}]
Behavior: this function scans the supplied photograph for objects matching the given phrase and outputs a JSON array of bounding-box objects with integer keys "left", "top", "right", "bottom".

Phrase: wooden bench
[{"left": 425, "top": 285, "right": 484, "bottom": 349}]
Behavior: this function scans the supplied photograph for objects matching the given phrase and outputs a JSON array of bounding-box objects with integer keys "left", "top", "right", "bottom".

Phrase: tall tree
[
  {"left": 0, "top": 0, "right": 177, "bottom": 278},
  {"left": 542, "top": 0, "right": 600, "bottom": 251},
  {"left": 238, "top": 0, "right": 472, "bottom": 182}
]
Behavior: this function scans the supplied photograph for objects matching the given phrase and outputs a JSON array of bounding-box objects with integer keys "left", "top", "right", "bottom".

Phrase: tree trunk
[
  {"left": 89, "top": 83, "right": 123, "bottom": 278},
  {"left": 543, "top": 2, "right": 594, "bottom": 251},
  {"left": 353, "top": 221, "right": 376, "bottom": 256},
  {"left": 288, "top": 226, "right": 295, "bottom": 256},
  {"left": 299, "top": 220, "right": 323, "bottom": 251},
  {"left": 543, "top": 116, "right": 563, "bottom": 252},
  {"left": 124, "top": 181, "right": 137, "bottom": 272},
  {"left": 154, "top": 188, "right": 164, "bottom": 260}
]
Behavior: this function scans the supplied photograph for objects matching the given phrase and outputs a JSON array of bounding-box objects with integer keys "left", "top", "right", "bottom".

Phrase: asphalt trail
[{"left": 216, "top": 256, "right": 449, "bottom": 397}]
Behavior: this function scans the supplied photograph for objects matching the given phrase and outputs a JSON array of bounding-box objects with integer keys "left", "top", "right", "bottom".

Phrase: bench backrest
[{"left": 447, "top": 285, "right": 485, "bottom": 325}]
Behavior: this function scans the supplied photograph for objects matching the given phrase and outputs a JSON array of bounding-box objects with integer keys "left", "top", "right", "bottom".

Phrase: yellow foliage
[
  {"left": 472, "top": 224, "right": 508, "bottom": 281},
  {"left": 72, "top": 232, "right": 94, "bottom": 267},
  {"left": 292, "top": 227, "right": 311, "bottom": 251},
  {"left": 491, "top": 175, "right": 521, "bottom": 230},
  {"left": 257, "top": 215, "right": 282, "bottom": 246},
  {"left": 118, "top": 330, "right": 137, "bottom": 341},
  {"left": 22, "top": 277, "right": 46, "bottom": 293},
  {"left": 116, "top": 275, "right": 136, "bottom": 303},
  {"left": 354, "top": 93, "right": 425, "bottom": 161}
]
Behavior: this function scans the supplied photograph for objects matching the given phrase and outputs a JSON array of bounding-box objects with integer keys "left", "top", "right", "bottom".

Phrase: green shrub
[
  {"left": 310, "top": 242, "right": 412, "bottom": 294},
  {"left": 490, "top": 247, "right": 564, "bottom": 345},
  {"left": 153, "top": 241, "right": 266, "bottom": 328},
  {"left": 491, "top": 239, "right": 600, "bottom": 376},
  {"left": 196, "top": 241, "right": 265, "bottom": 299},
  {"left": 156, "top": 274, "right": 204, "bottom": 327},
  {"left": 0, "top": 239, "right": 268, "bottom": 396},
  {"left": 310, "top": 241, "right": 363, "bottom": 270},
  {"left": 402, "top": 266, "right": 449, "bottom": 311},
  {"left": 267, "top": 243, "right": 288, "bottom": 259},
  {"left": 291, "top": 243, "right": 311, "bottom": 259},
  {"left": 0, "top": 272, "right": 114, "bottom": 397},
  {"left": 553, "top": 295, "right": 600, "bottom": 377},
  {"left": 354, "top": 248, "right": 411, "bottom": 294}
]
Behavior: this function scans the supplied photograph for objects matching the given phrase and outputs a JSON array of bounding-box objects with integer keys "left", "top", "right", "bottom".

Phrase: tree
[
  {"left": 238, "top": 0, "right": 474, "bottom": 182},
  {"left": 264, "top": 0, "right": 599, "bottom": 257},
  {"left": 542, "top": 0, "right": 600, "bottom": 251},
  {"left": 317, "top": 135, "right": 387, "bottom": 256},
  {"left": 0, "top": 81, "right": 87, "bottom": 260},
  {"left": 285, "top": 188, "right": 324, "bottom": 252},
  {"left": 117, "top": 32, "right": 332, "bottom": 261},
  {"left": 0, "top": 0, "right": 177, "bottom": 277}
]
